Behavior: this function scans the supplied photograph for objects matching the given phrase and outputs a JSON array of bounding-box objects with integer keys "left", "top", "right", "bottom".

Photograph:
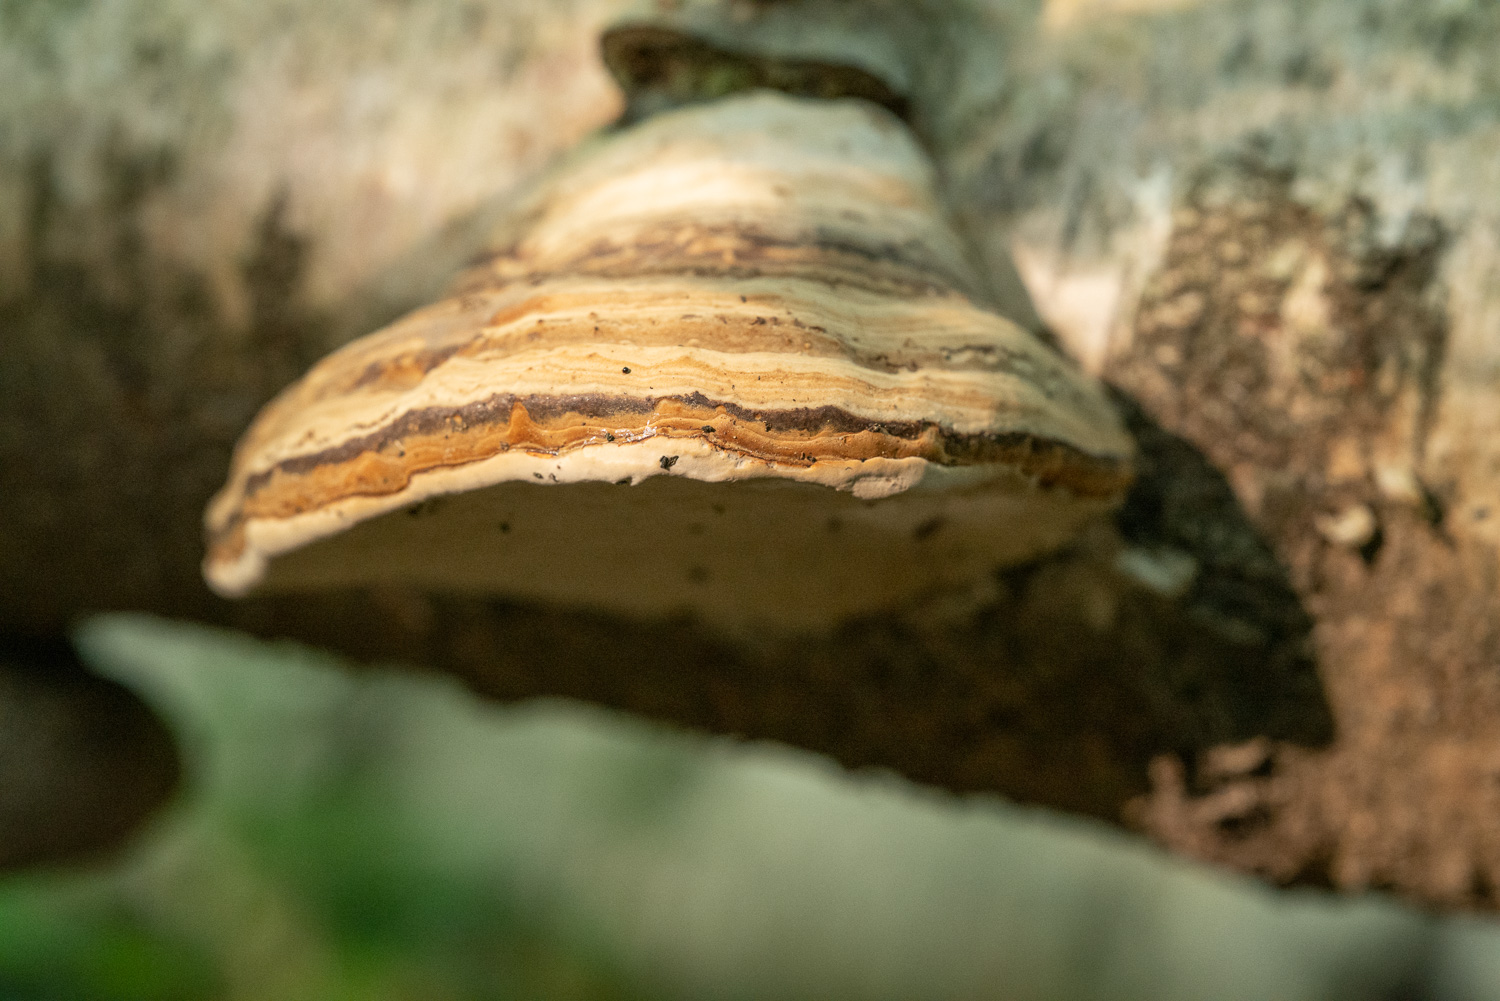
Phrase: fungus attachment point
[{"left": 203, "top": 92, "right": 1133, "bottom": 630}]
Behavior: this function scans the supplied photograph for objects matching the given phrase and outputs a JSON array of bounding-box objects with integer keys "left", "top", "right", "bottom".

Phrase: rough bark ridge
[
  {"left": 3, "top": 0, "right": 1500, "bottom": 910},
  {"left": 950, "top": 0, "right": 1500, "bottom": 908},
  {"left": 1116, "top": 167, "right": 1492, "bottom": 904}
]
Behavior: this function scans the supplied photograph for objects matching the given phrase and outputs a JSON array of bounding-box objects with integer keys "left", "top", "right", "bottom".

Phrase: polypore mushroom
[{"left": 204, "top": 90, "right": 1132, "bottom": 630}]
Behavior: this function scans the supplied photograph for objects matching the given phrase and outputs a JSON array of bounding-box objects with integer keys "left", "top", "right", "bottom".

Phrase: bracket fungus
[{"left": 204, "top": 89, "right": 1133, "bottom": 630}]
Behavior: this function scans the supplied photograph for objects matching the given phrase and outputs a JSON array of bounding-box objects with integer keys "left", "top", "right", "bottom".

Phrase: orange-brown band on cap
[{"left": 207, "top": 391, "right": 1133, "bottom": 565}]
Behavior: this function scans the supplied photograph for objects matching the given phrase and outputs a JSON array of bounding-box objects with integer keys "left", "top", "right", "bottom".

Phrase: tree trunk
[{"left": 3, "top": 0, "right": 1499, "bottom": 911}]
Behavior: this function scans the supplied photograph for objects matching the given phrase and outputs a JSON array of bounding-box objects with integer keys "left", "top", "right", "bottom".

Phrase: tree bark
[{"left": 4, "top": 0, "right": 1500, "bottom": 911}]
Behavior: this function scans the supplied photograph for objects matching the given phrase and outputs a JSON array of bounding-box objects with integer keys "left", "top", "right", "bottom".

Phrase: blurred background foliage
[{"left": 2, "top": 616, "right": 1500, "bottom": 1001}]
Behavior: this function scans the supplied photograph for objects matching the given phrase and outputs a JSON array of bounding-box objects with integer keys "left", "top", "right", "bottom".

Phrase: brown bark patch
[{"left": 1115, "top": 160, "right": 1500, "bottom": 910}]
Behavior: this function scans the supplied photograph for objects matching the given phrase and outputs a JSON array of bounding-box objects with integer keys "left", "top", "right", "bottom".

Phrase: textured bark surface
[
  {"left": 3, "top": 0, "right": 1500, "bottom": 911},
  {"left": 957, "top": 0, "right": 1500, "bottom": 910}
]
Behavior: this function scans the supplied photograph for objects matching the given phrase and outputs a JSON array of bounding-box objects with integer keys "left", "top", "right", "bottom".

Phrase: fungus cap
[{"left": 203, "top": 92, "right": 1133, "bottom": 629}]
